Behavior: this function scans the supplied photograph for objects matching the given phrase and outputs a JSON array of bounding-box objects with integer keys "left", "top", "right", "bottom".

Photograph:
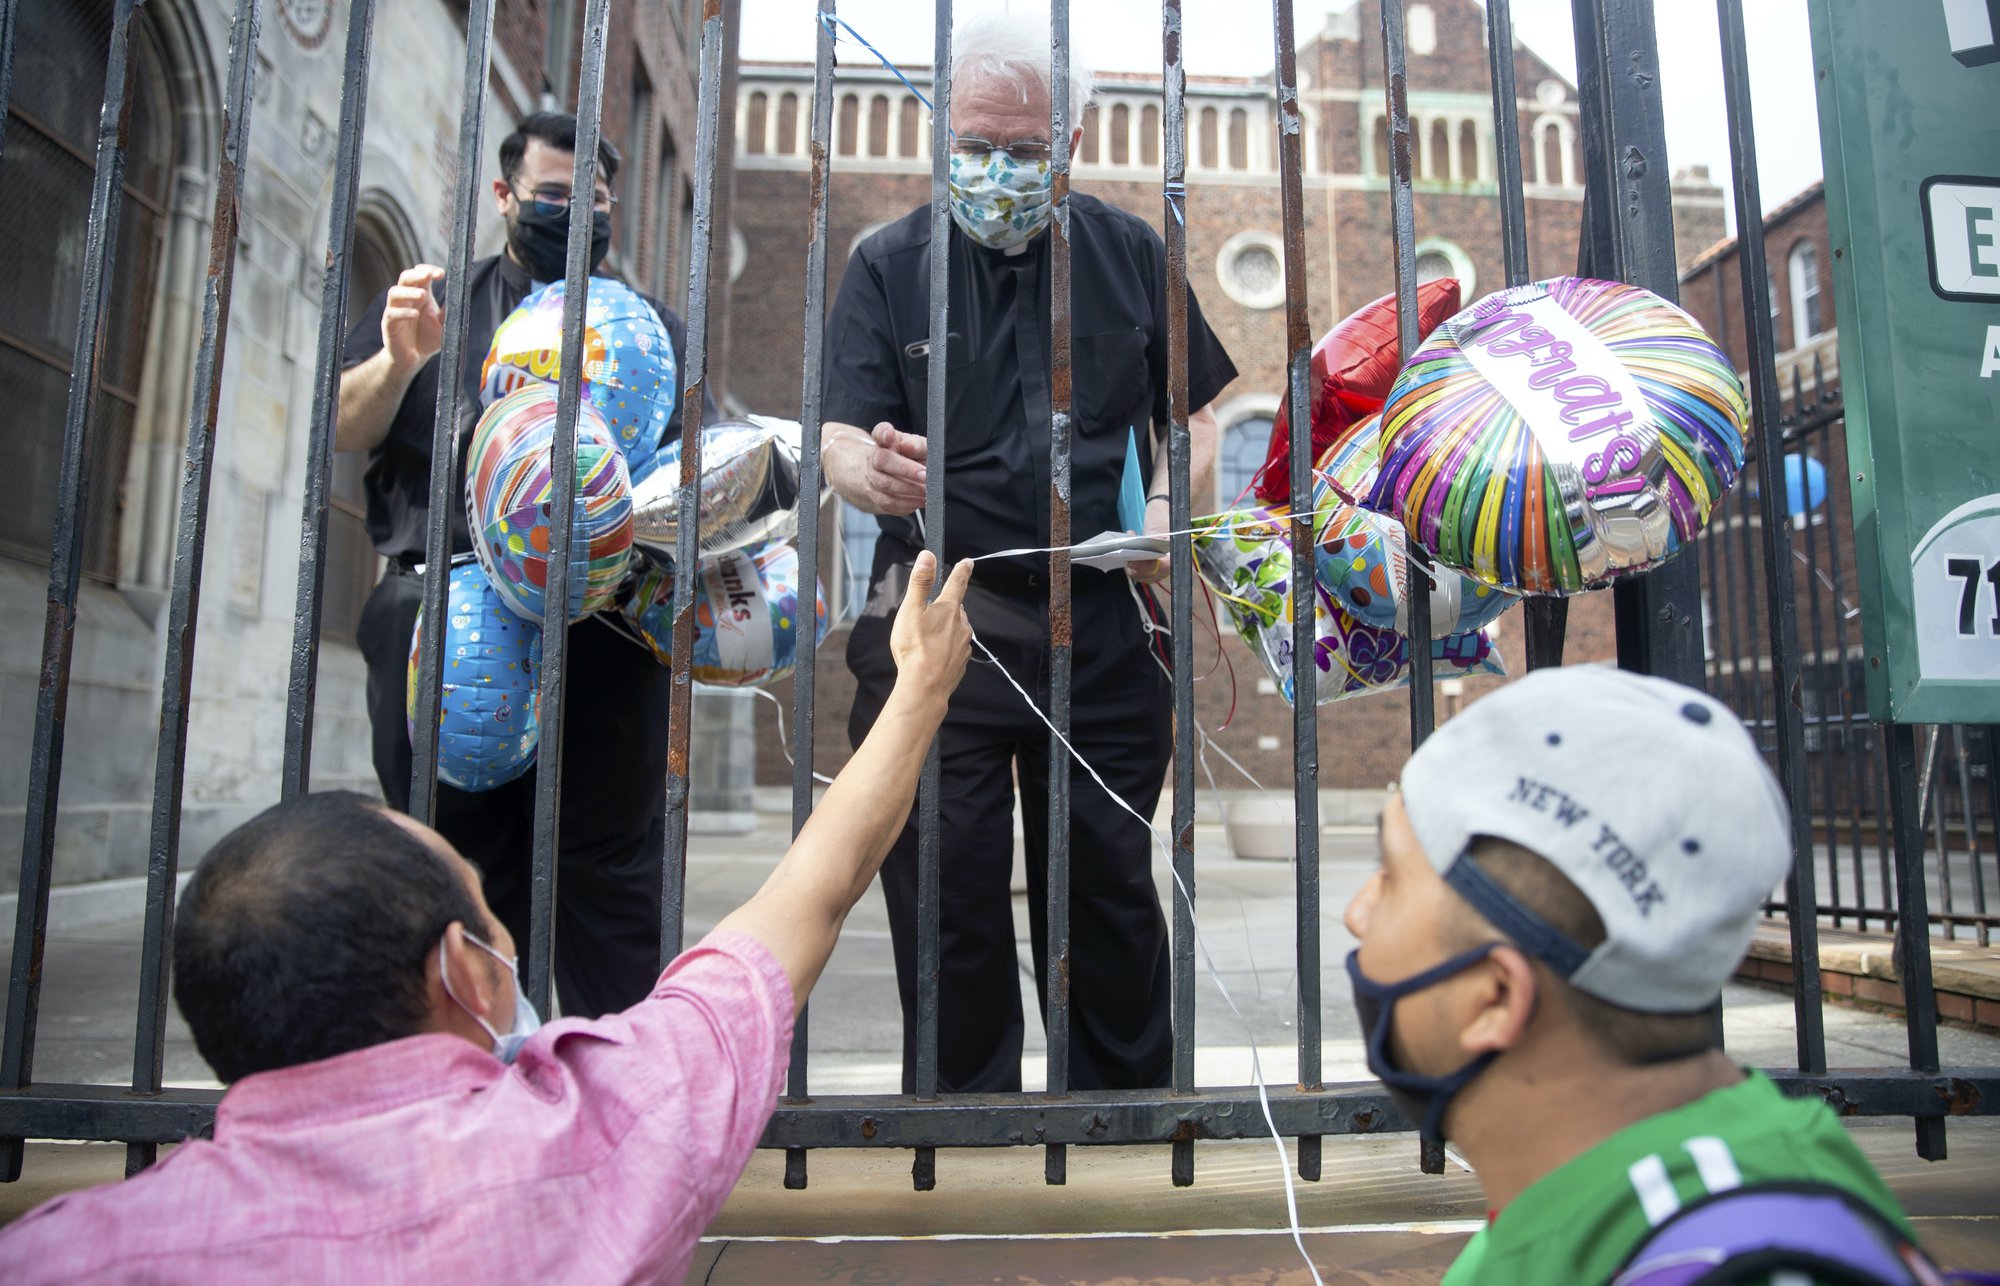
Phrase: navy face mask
[{"left": 1345, "top": 944, "right": 1502, "bottom": 1146}]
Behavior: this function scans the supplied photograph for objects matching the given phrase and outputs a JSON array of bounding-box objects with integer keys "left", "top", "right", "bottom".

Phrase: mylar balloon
[
  {"left": 1190, "top": 509, "right": 1503, "bottom": 707},
  {"left": 406, "top": 560, "right": 542, "bottom": 792},
  {"left": 1369, "top": 277, "right": 1748, "bottom": 595},
  {"left": 465, "top": 384, "right": 633, "bottom": 624},
  {"left": 480, "top": 276, "right": 678, "bottom": 482},
  {"left": 1309, "top": 416, "right": 1515, "bottom": 638},
  {"left": 1251, "top": 278, "right": 1462, "bottom": 507},
  {"left": 614, "top": 542, "right": 828, "bottom": 689},
  {"left": 630, "top": 417, "right": 805, "bottom": 563}
]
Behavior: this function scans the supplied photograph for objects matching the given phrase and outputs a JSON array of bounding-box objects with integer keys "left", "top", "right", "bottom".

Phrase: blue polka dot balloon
[
  {"left": 480, "top": 277, "right": 678, "bottom": 483},
  {"left": 406, "top": 561, "right": 542, "bottom": 792}
]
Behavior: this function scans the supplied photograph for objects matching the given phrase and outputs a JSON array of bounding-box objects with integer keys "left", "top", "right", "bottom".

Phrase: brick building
[{"left": 725, "top": 0, "right": 1728, "bottom": 794}]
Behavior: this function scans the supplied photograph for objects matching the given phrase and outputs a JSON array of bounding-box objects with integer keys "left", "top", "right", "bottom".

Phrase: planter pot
[{"left": 1224, "top": 794, "right": 1296, "bottom": 862}]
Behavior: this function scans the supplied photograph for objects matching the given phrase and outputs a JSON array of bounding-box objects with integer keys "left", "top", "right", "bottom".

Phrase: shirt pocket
[
  {"left": 1073, "top": 326, "right": 1153, "bottom": 436},
  {"left": 899, "top": 335, "right": 995, "bottom": 464}
]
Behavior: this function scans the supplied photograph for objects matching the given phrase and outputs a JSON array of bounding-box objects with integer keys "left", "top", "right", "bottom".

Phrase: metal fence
[
  {"left": 3, "top": 0, "right": 1997, "bottom": 1196},
  {"left": 1697, "top": 357, "right": 2000, "bottom": 947}
]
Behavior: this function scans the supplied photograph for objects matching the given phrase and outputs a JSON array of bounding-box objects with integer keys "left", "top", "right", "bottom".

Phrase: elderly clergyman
[
  {"left": 821, "top": 11, "right": 1239, "bottom": 1094},
  {"left": 0, "top": 558, "right": 974, "bottom": 1282}
]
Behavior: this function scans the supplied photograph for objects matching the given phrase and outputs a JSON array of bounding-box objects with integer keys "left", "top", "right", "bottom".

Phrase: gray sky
[{"left": 739, "top": 0, "right": 1823, "bottom": 230}]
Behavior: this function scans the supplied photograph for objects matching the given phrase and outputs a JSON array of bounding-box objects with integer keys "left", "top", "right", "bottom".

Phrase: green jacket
[{"left": 1442, "top": 1070, "right": 1911, "bottom": 1285}]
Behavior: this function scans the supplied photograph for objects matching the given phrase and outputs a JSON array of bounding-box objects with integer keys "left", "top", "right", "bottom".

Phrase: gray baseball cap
[{"left": 1399, "top": 664, "right": 1791, "bottom": 1013}]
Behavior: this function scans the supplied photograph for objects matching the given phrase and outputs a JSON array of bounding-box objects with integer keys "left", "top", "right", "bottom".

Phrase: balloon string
[
  {"left": 963, "top": 622, "right": 1324, "bottom": 1286},
  {"left": 750, "top": 687, "right": 838, "bottom": 786}
]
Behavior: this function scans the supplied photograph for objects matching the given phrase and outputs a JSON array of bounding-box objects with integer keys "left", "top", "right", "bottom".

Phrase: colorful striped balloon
[
  {"left": 1370, "top": 277, "right": 1748, "bottom": 595},
  {"left": 465, "top": 385, "right": 633, "bottom": 623}
]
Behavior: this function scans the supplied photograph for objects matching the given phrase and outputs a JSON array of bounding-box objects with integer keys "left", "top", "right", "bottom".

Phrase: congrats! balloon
[
  {"left": 465, "top": 385, "right": 634, "bottom": 623},
  {"left": 1370, "top": 277, "right": 1748, "bottom": 595}
]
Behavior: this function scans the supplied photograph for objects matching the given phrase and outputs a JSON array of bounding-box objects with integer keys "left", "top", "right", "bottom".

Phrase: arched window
[
  {"left": 1140, "top": 104, "right": 1160, "bottom": 167},
  {"left": 1110, "top": 103, "right": 1130, "bottom": 165},
  {"left": 1227, "top": 108, "right": 1249, "bottom": 170},
  {"left": 837, "top": 93, "right": 858, "bottom": 156},
  {"left": 1, "top": 1, "right": 176, "bottom": 580},
  {"left": 1081, "top": 110, "right": 1100, "bottom": 164},
  {"left": 1430, "top": 120, "right": 1450, "bottom": 180},
  {"left": 1409, "top": 114, "right": 1425, "bottom": 177},
  {"left": 1541, "top": 120, "right": 1565, "bottom": 186},
  {"left": 1199, "top": 106, "right": 1219, "bottom": 169},
  {"left": 1217, "top": 413, "right": 1276, "bottom": 510},
  {"left": 744, "top": 90, "right": 768, "bottom": 154},
  {"left": 1374, "top": 115, "right": 1390, "bottom": 175},
  {"left": 867, "top": 95, "right": 889, "bottom": 157},
  {"left": 899, "top": 97, "right": 920, "bottom": 157},
  {"left": 1459, "top": 120, "right": 1479, "bottom": 182},
  {"left": 777, "top": 91, "right": 800, "bottom": 154},
  {"left": 1788, "top": 240, "right": 1824, "bottom": 348}
]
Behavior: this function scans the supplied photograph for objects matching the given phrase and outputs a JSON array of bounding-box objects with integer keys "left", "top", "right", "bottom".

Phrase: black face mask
[
  {"left": 508, "top": 205, "right": 612, "bottom": 282},
  {"left": 1346, "top": 945, "right": 1502, "bottom": 1146}
]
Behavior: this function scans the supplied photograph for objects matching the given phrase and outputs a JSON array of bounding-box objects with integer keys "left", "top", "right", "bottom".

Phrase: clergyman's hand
[
  {"left": 1126, "top": 495, "right": 1172, "bottom": 586},
  {"left": 890, "top": 551, "right": 973, "bottom": 697},
  {"left": 828, "top": 422, "right": 929, "bottom": 516},
  {"left": 383, "top": 264, "right": 446, "bottom": 373}
]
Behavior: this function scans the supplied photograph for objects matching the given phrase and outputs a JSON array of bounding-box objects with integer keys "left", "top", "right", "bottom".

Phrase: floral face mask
[{"left": 947, "top": 150, "right": 1055, "bottom": 250}]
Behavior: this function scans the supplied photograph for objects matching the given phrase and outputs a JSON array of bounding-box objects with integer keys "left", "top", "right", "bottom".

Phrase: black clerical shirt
[
  {"left": 342, "top": 254, "right": 701, "bottom": 563},
  {"left": 822, "top": 194, "right": 1237, "bottom": 585}
]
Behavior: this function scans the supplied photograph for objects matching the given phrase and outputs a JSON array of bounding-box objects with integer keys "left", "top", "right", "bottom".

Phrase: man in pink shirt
[{"left": 1, "top": 553, "right": 974, "bottom": 1284}]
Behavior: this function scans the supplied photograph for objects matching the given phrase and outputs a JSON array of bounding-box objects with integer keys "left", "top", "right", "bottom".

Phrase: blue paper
[{"left": 1119, "top": 428, "right": 1147, "bottom": 534}]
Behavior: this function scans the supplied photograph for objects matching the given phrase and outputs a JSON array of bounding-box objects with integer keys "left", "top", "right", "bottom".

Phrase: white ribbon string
[{"left": 964, "top": 624, "right": 1324, "bottom": 1285}]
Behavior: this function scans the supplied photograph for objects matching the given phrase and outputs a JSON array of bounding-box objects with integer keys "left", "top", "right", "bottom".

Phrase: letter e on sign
[{"left": 1923, "top": 176, "right": 2000, "bottom": 301}]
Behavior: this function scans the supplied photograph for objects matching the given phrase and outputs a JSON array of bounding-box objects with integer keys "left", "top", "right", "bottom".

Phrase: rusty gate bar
[
  {"left": 125, "top": 0, "right": 265, "bottom": 1181},
  {"left": 1716, "top": 0, "right": 1826, "bottom": 1074},
  {"left": 783, "top": 0, "right": 840, "bottom": 1195},
  {"left": 1268, "top": 0, "right": 1321, "bottom": 1186},
  {"left": 1375, "top": 0, "right": 1444, "bottom": 1178},
  {"left": 1044, "top": 0, "right": 1075, "bottom": 1191},
  {"left": 280, "top": 0, "right": 378, "bottom": 799},
  {"left": 523, "top": 0, "right": 612, "bottom": 1015},
  {"left": 1571, "top": 0, "right": 1707, "bottom": 690},
  {"left": 662, "top": 0, "right": 729, "bottom": 967},
  {"left": 1375, "top": 0, "right": 1436, "bottom": 742},
  {"left": 1160, "top": 0, "right": 1198, "bottom": 1192},
  {"left": 1483, "top": 0, "right": 1569, "bottom": 674},
  {"left": 1885, "top": 724, "right": 1949, "bottom": 1159},
  {"left": 410, "top": 0, "right": 502, "bottom": 827},
  {"left": 912, "top": 0, "right": 953, "bottom": 1196},
  {"left": 0, "top": 0, "right": 140, "bottom": 1186}
]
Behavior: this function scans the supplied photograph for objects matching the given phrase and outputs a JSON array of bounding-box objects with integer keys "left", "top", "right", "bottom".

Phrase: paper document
[{"left": 1070, "top": 530, "right": 1171, "bottom": 571}]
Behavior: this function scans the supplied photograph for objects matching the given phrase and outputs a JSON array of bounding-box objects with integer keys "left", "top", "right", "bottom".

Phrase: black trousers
[
  {"left": 847, "top": 561, "right": 1174, "bottom": 1094},
  {"left": 357, "top": 566, "right": 672, "bottom": 1018}
]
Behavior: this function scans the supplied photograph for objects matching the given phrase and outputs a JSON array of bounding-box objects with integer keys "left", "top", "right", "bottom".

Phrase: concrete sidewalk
[{"left": 5, "top": 816, "right": 2000, "bottom": 1281}]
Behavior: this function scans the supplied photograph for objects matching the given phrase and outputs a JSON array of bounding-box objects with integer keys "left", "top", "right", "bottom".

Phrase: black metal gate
[{"left": 3, "top": 0, "right": 1996, "bottom": 1197}]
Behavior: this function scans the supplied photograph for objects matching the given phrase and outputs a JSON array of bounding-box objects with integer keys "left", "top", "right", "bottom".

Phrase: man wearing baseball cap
[{"left": 1344, "top": 666, "right": 1941, "bottom": 1285}]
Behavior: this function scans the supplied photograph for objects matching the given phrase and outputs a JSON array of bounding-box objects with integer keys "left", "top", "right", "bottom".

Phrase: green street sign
[{"left": 1810, "top": 0, "right": 2000, "bottom": 723}]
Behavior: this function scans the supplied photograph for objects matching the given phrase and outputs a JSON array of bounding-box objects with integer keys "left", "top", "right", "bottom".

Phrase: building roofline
[{"left": 1679, "top": 179, "right": 1827, "bottom": 278}]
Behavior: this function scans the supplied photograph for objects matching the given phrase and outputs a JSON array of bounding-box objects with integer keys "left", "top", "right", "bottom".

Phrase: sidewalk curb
[{"left": 0, "top": 872, "right": 194, "bottom": 942}]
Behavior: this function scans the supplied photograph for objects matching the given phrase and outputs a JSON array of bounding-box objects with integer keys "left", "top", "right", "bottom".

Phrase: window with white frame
[
  {"left": 1215, "top": 230, "right": 1286, "bottom": 310},
  {"left": 1217, "top": 409, "right": 1277, "bottom": 510},
  {"left": 1788, "top": 240, "right": 1823, "bottom": 348},
  {"left": 1413, "top": 236, "right": 1476, "bottom": 299}
]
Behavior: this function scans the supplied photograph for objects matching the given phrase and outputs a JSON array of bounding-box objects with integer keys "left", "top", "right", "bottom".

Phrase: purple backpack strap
[{"left": 1611, "top": 1185, "right": 1944, "bottom": 1286}]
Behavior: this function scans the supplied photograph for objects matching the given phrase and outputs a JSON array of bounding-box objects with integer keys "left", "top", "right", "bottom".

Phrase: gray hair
[{"left": 950, "top": 9, "right": 1093, "bottom": 138}]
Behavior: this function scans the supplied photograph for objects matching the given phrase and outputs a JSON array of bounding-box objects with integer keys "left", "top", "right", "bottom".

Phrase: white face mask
[
  {"left": 947, "top": 150, "right": 1055, "bottom": 250},
  {"left": 439, "top": 930, "right": 543, "bottom": 1063}
]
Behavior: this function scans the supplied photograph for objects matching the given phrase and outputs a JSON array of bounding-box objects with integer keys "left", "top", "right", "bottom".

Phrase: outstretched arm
[{"left": 711, "top": 552, "right": 973, "bottom": 1014}]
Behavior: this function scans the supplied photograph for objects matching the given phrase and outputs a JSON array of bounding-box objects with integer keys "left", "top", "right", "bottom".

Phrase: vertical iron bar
[
  {"left": 1957, "top": 728, "right": 1988, "bottom": 948},
  {"left": 0, "top": 0, "right": 140, "bottom": 1185},
  {"left": 1571, "top": 0, "right": 1705, "bottom": 689},
  {"left": 1162, "top": 0, "right": 1197, "bottom": 1191},
  {"left": 1800, "top": 440, "right": 1846, "bottom": 927},
  {"left": 410, "top": 0, "right": 501, "bottom": 825},
  {"left": 280, "top": 0, "right": 378, "bottom": 798},
  {"left": 526, "top": 0, "right": 611, "bottom": 1014},
  {"left": 0, "top": 0, "right": 15, "bottom": 162},
  {"left": 1378, "top": 0, "right": 1442, "bottom": 1177},
  {"left": 1484, "top": 0, "right": 1567, "bottom": 673},
  {"left": 1716, "top": 492, "right": 1751, "bottom": 721},
  {"left": 1884, "top": 722, "right": 1947, "bottom": 1160},
  {"left": 1734, "top": 460, "right": 1768, "bottom": 739},
  {"left": 1377, "top": 0, "right": 1434, "bottom": 747},
  {"left": 1717, "top": 0, "right": 1822, "bottom": 1072},
  {"left": 1270, "top": 0, "right": 1320, "bottom": 1186},
  {"left": 663, "top": 0, "right": 728, "bottom": 969},
  {"left": 125, "top": 0, "right": 265, "bottom": 1180},
  {"left": 784, "top": 0, "right": 840, "bottom": 1194},
  {"left": 1827, "top": 524, "right": 1871, "bottom": 928},
  {"left": 912, "top": 0, "right": 953, "bottom": 1195},
  {"left": 1045, "top": 0, "right": 1074, "bottom": 1191},
  {"left": 1930, "top": 728, "right": 1956, "bottom": 943}
]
